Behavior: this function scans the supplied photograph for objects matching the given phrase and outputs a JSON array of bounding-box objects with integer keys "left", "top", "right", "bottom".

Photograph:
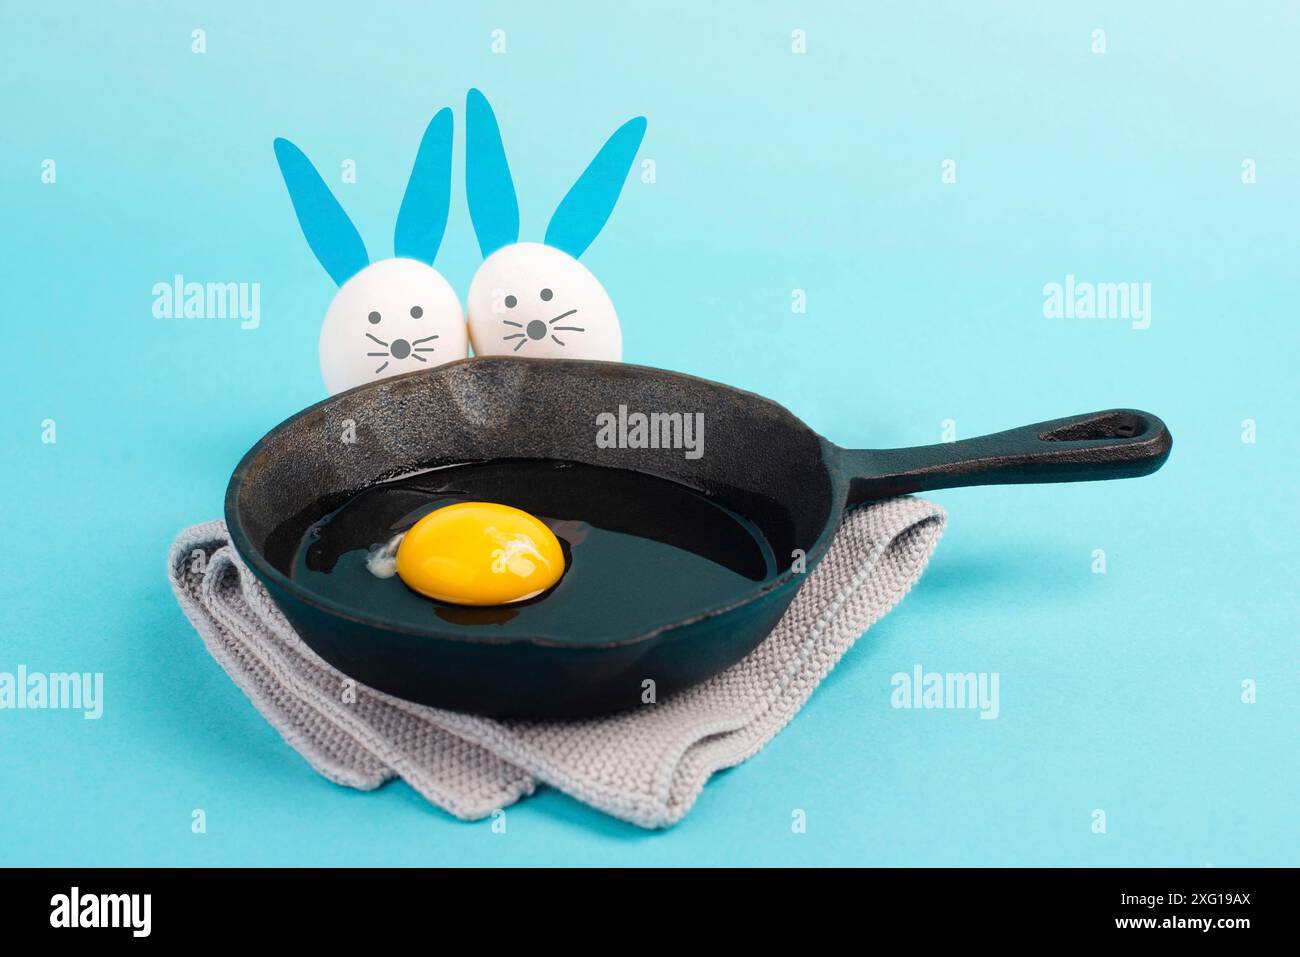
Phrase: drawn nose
[
  {"left": 390, "top": 338, "right": 411, "bottom": 359},
  {"left": 526, "top": 320, "right": 548, "bottom": 341}
]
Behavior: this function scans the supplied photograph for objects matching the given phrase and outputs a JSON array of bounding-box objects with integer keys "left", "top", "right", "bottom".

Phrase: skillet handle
[{"left": 843, "top": 409, "right": 1172, "bottom": 504}]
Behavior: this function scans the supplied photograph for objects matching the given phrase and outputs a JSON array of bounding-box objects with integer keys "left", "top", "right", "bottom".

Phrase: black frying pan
[{"left": 226, "top": 357, "right": 1171, "bottom": 718}]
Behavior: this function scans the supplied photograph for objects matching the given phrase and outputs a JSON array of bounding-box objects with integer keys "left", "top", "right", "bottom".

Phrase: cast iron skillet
[{"left": 226, "top": 357, "right": 1171, "bottom": 719}]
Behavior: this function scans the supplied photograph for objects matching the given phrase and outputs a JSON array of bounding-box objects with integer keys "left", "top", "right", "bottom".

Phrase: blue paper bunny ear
[
  {"left": 394, "top": 108, "right": 453, "bottom": 263},
  {"left": 465, "top": 88, "right": 520, "bottom": 258},
  {"left": 273, "top": 137, "right": 369, "bottom": 286},
  {"left": 545, "top": 116, "right": 646, "bottom": 259}
]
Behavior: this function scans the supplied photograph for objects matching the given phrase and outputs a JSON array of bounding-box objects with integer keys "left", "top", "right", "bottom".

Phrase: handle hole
[{"left": 1039, "top": 412, "right": 1146, "bottom": 442}]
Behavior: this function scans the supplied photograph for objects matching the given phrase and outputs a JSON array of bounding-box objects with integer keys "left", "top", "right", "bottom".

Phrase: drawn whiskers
[
  {"left": 501, "top": 309, "right": 586, "bottom": 350},
  {"left": 548, "top": 308, "right": 584, "bottom": 347},
  {"left": 366, "top": 332, "right": 439, "bottom": 373},
  {"left": 366, "top": 333, "right": 391, "bottom": 373},
  {"left": 411, "top": 333, "right": 439, "bottom": 363}
]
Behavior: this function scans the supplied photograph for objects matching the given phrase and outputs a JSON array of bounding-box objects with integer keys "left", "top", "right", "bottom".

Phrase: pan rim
[{"left": 223, "top": 356, "right": 846, "bottom": 650}]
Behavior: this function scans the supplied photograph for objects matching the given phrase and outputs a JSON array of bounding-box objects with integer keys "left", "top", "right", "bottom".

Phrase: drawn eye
[
  {"left": 368, "top": 311, "right": 382, "bottom": 324},
  {"left": 540, "top": 288, "right": 553, "bottom": 302},
  {"left": 504, "top": 295, "right": 517, "bottom": 308},
  {"left": 410, "top": 306, "right": 423, "bottom": 318}
]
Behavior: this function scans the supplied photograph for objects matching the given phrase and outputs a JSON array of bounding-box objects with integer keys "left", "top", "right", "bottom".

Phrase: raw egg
[{"left": 394, "top": 502, "right": 564, "bottom": 606}]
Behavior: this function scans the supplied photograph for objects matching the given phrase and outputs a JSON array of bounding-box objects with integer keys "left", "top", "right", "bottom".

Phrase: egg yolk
[{"left": 394, "top": 502, "right": 564, "bottom": 606}]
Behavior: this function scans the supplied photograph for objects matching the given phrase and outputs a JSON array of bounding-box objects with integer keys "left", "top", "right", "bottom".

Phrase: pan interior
[
  {"left": 285, "top": 459, "right": 784, "bottom": 641},
  {"left": 232, "top": 359, "right": 837, "bottom": 626}
]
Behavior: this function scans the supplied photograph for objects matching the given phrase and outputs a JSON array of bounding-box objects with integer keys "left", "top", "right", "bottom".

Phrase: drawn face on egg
[
  {"left": 473, "top": 244, "right": 624, "bottom": 361},
  {"left": 319, "top": 258, "right": 467, "bottom": 394},
  {"left": 467, "top": 244, "right": 622, "bottom": 362}
]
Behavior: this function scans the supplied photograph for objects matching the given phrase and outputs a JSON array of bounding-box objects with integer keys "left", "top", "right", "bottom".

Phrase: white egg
[
  {"left": 319, "top": 258, "right": 467, "bottom": 394},
  {"left": 467, "top": 242, "right": 622, "bottom": 361}
]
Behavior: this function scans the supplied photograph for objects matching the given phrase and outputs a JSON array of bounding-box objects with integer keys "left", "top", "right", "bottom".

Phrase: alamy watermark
[
  {"left": 890, "top": 664, "right": 999, "bottom": 719},
  {"left": 0, "top": 666, "right": 103, "bottom": 719},
  {"left": 152, "top": 274, "right": 260, "bottom": 329},
  {"left": 50, "top": 887, "right": 150, "bottom": 937},
  {"left": 595, "top": 405, "right": 704, "bottom": 460},
  {"left": 1043, "top": 274, "right": 1150, "bottom": 330}
]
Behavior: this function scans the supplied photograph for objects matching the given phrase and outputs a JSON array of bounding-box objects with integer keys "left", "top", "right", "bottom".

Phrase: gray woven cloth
[{"left": 167, "top": 497, "right": 945, "bottom": 828}]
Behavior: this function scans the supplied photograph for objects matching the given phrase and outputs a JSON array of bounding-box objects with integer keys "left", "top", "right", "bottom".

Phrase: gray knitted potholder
[{"left": 167, "top": 497, "right": 945, "bottom": 828}]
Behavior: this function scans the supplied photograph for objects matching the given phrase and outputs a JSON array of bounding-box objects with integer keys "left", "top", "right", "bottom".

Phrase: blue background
[{"left": 2, "top": 1, "right": 1296, "bottom": 866}]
